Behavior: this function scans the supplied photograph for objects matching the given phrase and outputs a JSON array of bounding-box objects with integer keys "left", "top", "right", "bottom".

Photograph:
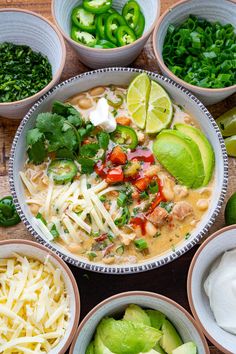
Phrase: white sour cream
[
  {"left": 90, "top": 97, "right": 117, "bottom": 133},
  {"left": 204, "top": 249, "right": 236, "bottom": 335}
]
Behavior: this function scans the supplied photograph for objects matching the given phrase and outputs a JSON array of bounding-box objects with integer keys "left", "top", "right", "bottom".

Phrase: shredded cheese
[{"left": 0, "top": 254, "right": 69, "bottom": 353}]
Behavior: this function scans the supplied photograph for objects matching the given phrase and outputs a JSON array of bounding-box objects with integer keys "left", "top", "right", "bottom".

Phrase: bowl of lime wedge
[
  {"left": 10, "top": 68, "right": 227, "bottom": 273},
  {"left": 69, "top": 291, "right": 209, "bottom": 354}
]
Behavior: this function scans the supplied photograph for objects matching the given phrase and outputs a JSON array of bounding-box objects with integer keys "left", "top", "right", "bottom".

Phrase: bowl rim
[
  {"left": 0, "top": 8, "right": 66, "bottom": 107},
  {"left": 187, "top": 225, "right": 236, "bottom": 354},
  {"left": 51, "top": 0, "right": 160, "bottom": 52},
  {"left": 152, "top": 0, "right": 236, "bottom": 93},
  {"left": 8, "top": 67, "right": 228, "bottom": 274},
  {"left": 0, "top": 238, "right": 81, "bottom": 354},
  {"left": 69, "top": 290, "right": 210, "bottom": 354}
]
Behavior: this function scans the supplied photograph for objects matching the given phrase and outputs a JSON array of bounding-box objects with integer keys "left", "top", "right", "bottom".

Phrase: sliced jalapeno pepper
[
  {"left": 93, "top": 39, "right": 117, "bottom": 48},
  {"left": 111, "top": 125, "right": 138, "bottom": 149},
  {"left": 122, "top": 0, "right": 141, "bottom": 29},
  {"left": 83, "top": 0, "right": 112, "bottom": 14},
  {"left": 116, "top": 25, "right": 136, "bottom": 46},
  {"left": 105, "top": 13, "right": 127, "bottom": 45},
  {"left": 134, "top": 11, "right": 145, "bottom": 38},
  {"left": 96, "top": 13, "right": 109, "bottom": 38},
  {"left": 48, "top": 159, "right": 78, "bottom": 184},
  {"left": 71, "top": 6, "right": 96, "bottom": 33},
  {"left": 107, "top": 92, "right": 124, "bottom": 108},
  {"left": 71, "top": 26, "right": 97, "bottom": 47},
  {"left": 0, "top": 196, "right": 21, "bottom": 227}
]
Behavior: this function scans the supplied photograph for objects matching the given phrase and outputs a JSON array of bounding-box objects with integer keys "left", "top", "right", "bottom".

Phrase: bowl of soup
[{"left": 9, "top": 68, "right": 228, "bottom": 273}]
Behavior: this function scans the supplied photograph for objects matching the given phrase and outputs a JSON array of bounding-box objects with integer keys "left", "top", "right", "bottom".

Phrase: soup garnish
[{"left": 21, "top": 74, "right": 214, "bottom": 265}]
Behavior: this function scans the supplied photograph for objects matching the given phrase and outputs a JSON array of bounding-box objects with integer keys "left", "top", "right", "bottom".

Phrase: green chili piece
[
  {"left": 111, "top": 125, "right": 138, "bottom": 150},
  {"left": 71, "top": 6, "right": 96, "bottom": 33},
  {"left": 71, "top": 26, "right": 97, "bottom": 47},
  {"left": 47, "top": 159, "right": 78, "bottom": 184},
  {"left": 83, "top": 0, "right": 112, "bottom": 14},
  {"left": 134, "top": 238, "right": 148, "bottom": 250},
  {"left": 105, "top": 13, "right": 126, "bottom": 45},
  {"left": 116, "top": 25, "right": 136, "bottom": 46},
  {"left": 122, "top": 0, "right": 141, "bottom": 29}
]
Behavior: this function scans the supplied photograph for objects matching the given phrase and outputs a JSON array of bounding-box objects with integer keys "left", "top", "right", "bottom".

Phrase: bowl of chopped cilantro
[
  {"left": 0, "top": 9, "right": 66, "bottom": 119},
  {"left": 153, "top": 0, "right": 236, "bottom": 105}
]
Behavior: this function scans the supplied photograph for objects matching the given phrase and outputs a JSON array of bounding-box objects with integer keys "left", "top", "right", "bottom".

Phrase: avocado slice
[
  {"left": 175, "top": 123, "right": 215, "bottom": 185},
  {"left": 94, "top": 333, "right": 115, "bottom": 354},
  {"left": 153, "top": 130, "right": 205, "bottom": 188},
  {"left": 86, "top": 341, "right": 95, "bottom": 354},
  {"left": 154, "top": 342, "right": 167, "bottom": 354},
  {"left": 172, "top": 342, "right": 197, "bottom": 354},
  {"left": 159, "top": 319, "right": 183, "bottom": 354},
  {"left": 146, "top": 310, "right": 166, "bottom": 330},
  {"left": 124, "top": 304, "right": 151, "bottom": 326}
]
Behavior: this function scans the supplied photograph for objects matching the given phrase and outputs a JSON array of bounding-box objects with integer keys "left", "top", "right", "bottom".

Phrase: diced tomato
[
  {"left": 106, "top": 166, "right": 124, "bottom": 184},
  {"left": 95, "top": 234, "right": 107, "bottom": 242},
  {"left": 94, "top": 161, "right": 107, "bottom": 178},
  {"left": 116, "top": 116, "right": 131, "bottom": 126},
  {"left": 109, "top": 146, "right": 127, "bottom": 165},
  {"left": 128, "top": 148, "right": 155, "bottom": 164},
  {"left": 134, "top": 176, "right": 150, "bottom": 191}
]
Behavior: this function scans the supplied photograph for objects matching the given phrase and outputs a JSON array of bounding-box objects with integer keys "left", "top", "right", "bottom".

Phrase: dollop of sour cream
[
  {"left": 204, "top": 249, "right": 236, "bottom": 335},
  {"left": 90, "top": 97, "right": 117, "bottom": 133}
]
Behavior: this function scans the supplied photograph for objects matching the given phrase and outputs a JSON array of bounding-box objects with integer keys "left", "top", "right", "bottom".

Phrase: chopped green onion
[
  {"left": 140, "top": 191, "right": 149, "bottom": 200},
  {"left": 114, "top": 206, "right": 130, "bottom": 226},
  {"left": 36, "top": 212, "right": 47, "bottom": 225},
  {"left": 149, "top": 181, "right": 159, "bottom": 194},
  {"left": 117, "top": 191, "right": 127, "bottom": 207},
  {"left": 87, "top": 252, "right": 97, "bottom": 260},
  {"left": 99, "top": 195, "right": 106, "bottom": 202},
  {"left": 116, "top": 245, "right": 124, "bottom": 255},
  {"left": 134, "top": 238, "right": 148, "bottom": 251},
  {"left": 50, "top": 224, "right": 59, "bottom": 239}
]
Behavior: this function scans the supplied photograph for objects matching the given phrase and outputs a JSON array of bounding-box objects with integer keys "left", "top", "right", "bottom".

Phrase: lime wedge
[
  {"left": 127, "top": 73, "right": 150, "bottom": 129},
  {"left": 146, "top": 81, "right": 173, "bottom": 134},
  {"left": 216, "top": 107, "right": 236, "bottom": 137},
  {"left": 225, "top": 192, "right": 236, "bottom": 225},
  {"left": 225, "top": 135, "right": 236, "bottom": 157}
]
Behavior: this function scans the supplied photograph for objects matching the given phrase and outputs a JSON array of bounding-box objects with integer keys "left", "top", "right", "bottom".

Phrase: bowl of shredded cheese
[{"left": 0, "top": 239, "right": 80, "bottom": 354}]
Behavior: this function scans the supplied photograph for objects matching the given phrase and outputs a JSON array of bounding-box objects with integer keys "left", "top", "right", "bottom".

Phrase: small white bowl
[
  {"left": 0, "top": 239, "right": 80, "bottom": 354},
  {"left": 52, "top": 0, "right": 160, "bottom": 69},
  {"left": 187, "top": 225, "right": 236, "bottom": 353},
  {"left": 69, "top": 291, "right": 210, "bottom": 353},
  {"left": 0, "top": 8, "right": 66, "bottom": 119},
  {"left": 153, "top": 0, "right": 236, "bottom": 106}
]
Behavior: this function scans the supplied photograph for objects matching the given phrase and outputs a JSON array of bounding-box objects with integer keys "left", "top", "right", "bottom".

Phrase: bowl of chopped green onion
[
  {"left": 0, "top": 9, "right": 66, "bottom": 119},
  {"left": 52, "top": 0, "right": 160, "bottom": 69},
  {"left": 153, "top": 0, "right": 236, "bottom": 105}
]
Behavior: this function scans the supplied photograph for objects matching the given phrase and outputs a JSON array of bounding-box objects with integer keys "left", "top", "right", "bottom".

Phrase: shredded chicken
[
  {"left": 146, "top": 206, "right": 169, "bottom": 227},
  {"left": 174, "top": 185, "right": 189, "bottom": 198},
  {"left": 171, "top": 201, "right": 193, "bottom": 221},
  {"left": 120, "top": 232, "right": 136, "bottom": 246}
]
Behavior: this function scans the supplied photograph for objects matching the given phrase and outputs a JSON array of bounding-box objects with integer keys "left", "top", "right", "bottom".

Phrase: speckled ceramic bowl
[
  {"left": 69, "top": 291, "right": 210, "bottom": 354},
  {"left": 188, "top": 225, "right": 236, "bottom": 354},
  {"left": 0, "top": 8, "right": 66, "bottom": 119},
  {"left": 153, "top": 0, "right": 236, "bottom": 106},
  {"left": 52, "top": 0, "right": 160, "bottom": 69},
  {"left": 9, "top": 68, "right": 228, "bottom": 274},
  {"left": 0, "top": 239, "right": 80, "bottom": 354}
]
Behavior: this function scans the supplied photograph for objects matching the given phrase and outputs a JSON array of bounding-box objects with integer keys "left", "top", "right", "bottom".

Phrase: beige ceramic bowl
[
  {"left": 153, "top": 0, "right": 236, "bottom": 106},
  {"left": 0, "top": 239, "right": 80, "bottom": 354},
  {"left": 0, "top": 8, "right": 66, "bottom": 119},
  {"left": 52, "top": 0, "right": 160, "bottom": 69},
  {"left": 69, "top": 291, "right": 210, "bottom": 353},
  {"left": 187, "top": 225, "right": 236, "bottom": 353}
]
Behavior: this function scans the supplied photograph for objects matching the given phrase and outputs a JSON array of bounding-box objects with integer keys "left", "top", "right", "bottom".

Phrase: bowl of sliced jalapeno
[{"left": 52, "top": 0, "right": 160, "bottom": 68}]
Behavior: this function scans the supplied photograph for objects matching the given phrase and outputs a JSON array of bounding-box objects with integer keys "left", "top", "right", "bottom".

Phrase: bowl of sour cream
[{"left": 187, "top": 225, "right": 236, "bottom": 354}]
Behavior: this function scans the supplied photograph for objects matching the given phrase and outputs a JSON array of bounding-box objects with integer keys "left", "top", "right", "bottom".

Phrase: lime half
[
  {"left": 216, "top": 107, "right": 236, "bottom": 137},
  {"left": 146, "top": 81, "right": 173, "bottom": 134},
  {"left": 225, "top": 135, "right": 236, "bottom": 157},
  {"left": 225, "top": 192, "right": 236, "bottom": 225},
  {"left": 127, "top": 73, "right": 150, "bottom": 129}
]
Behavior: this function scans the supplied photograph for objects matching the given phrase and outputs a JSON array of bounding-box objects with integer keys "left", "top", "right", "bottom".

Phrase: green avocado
[
  {"left": 124, "top": 304, "right": 151, "bottom": 326},
  {"left": 146, "top": 310, "right": 166, "bottom": 330},
  {"left": 159, "top": 319, "right": 183, "bottom": 354},
  {"left": 153, "top": 130, "right": 205, "bottom": 188},
  {"left": 94, "top": 333, "right": 115, "bottom": 354},
  {"left": 175, "top": 123, "right": 215, "bottom": 185},
  {"left": 154, "top": 342, "right": 167, "bottom": 354},
  {"left": 171, "top": 342, "right": 197, "bottom": 354},
  {"left": 86, "top": 341, "right": 95, "bottom": 354}
]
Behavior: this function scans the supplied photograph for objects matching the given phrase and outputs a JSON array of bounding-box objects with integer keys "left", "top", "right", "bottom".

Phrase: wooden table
[{"left": 1, "top": 1, "right": 236, "bottom": 353}]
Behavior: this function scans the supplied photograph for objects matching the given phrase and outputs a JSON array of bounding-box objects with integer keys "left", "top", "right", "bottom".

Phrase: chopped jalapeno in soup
[{"left": 21, "top": 75, "right": 215, "bottom": 265}]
